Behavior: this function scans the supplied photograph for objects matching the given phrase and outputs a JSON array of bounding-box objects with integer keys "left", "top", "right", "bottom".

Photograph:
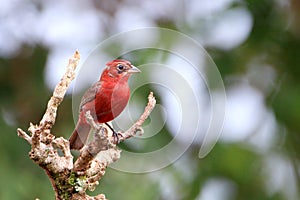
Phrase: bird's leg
[{"left": 105, "top": 122, "right": 119, "bottom": 144}]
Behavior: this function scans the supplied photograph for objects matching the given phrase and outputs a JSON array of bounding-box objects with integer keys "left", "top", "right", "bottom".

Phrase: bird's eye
[{"left": 117, "top": 64, "right": 125, "bottom": 72}]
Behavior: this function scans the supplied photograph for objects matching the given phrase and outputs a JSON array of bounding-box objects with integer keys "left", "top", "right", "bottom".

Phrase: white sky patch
[
  {"left": 149, "top": 55, "right": 208, "bottom": 145},
  {"left": 139, "top": 0, "right": 185, "bottom": 20},
  {"left": 0, "top": 0, "right": 104, "bottom": 90},
  {"left": 38, "top": 2, "right": 104, "bottom": 91},
  {"left": 246, "top": 111, "right": 279, "bottom": 153},
  {"left": 149, "top": 170, "right": 181, "bottom": 200},
  {"left": 36, "top": 1, "right": 102, "bottom": 49},
  {"left": 203, "top": 8, "right": 253, "bottom": 50},
  {"left": 186, "top": 0, "right": 253, "bottom": 50},
  {"left": 114, "top": 6, "right": 155, "bottom": 33},
  {"left": 0, "top": 24, "right": 21, "bottom": 57},
  {"left": 0, "top": 0, "right": 38, "bottom": 56},
  {"left": 188, "top": 0, "right": 237, "bottom": 19},
  {"left": 221, "top": 83, "right": 267, "bottom": 142},
  {"left": 197, "top": 178, "right": 237, "bottom": 200},
  {"left": 262, "top": 153, "right": 298, "bottom": 200},
  {"left": 44, "top": 47, "right": 97, "bottom": 92}
]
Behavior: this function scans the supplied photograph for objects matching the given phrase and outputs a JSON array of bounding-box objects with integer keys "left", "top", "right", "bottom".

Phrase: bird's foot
[
  {"left": 105, "top": 122, "right": 120, "bottom": 144},
  {"left": 112, "top": 131, "right": 119, "bottom": 144}
]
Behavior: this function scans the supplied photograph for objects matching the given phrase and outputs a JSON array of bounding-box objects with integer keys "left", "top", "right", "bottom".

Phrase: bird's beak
[{"left": 128, "top": 65, "right": 141, "bottom": 74}]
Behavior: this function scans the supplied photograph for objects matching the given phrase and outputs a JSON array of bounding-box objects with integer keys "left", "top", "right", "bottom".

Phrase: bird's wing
[{"left": 79, "top": 81, "right": 101, "bottom": 111}]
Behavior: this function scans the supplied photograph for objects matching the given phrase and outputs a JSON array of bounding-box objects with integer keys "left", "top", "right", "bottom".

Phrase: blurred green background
[{"left": 0, "top": 0, "right": 299, "bottom": 199}]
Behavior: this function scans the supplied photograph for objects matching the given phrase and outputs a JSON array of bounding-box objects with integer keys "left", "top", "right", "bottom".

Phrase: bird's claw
[
  {"left": 112, "top": 131, "right": 120, "bottom": 144},
  {"left": 105, "top": 122, "right": 120, "bottom": 144}
]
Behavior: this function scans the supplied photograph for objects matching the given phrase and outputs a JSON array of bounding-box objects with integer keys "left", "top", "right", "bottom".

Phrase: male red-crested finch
[{"left": 69, "top": 59, "right": 140, "bottom": 150}]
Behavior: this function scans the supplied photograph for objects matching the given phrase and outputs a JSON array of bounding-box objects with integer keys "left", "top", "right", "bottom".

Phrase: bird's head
[{"left": 101, "top": 59, "right": 141, "bottom": 82}]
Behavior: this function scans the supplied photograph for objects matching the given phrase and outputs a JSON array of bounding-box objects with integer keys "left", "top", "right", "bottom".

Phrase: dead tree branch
[{"left": 16, "top": 50, "right": 156, "bottom": 200}]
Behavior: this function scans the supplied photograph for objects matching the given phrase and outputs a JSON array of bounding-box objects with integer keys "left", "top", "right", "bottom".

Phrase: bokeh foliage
[{"left": 0, "top": 0, "right": 299, "bottom": 199}]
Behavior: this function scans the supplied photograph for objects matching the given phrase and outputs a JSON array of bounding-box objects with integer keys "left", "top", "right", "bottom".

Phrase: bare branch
[
  {"left": 40, "top": 50, "right": 80, "bottom": 129},
  {"left": 74, "top": 124, "right": 109, "bottom": 172},
  {"left": 17, "top": 128, "right": 32, "bottom": 144},
  {"left": 75, "top": 92, "right": 156, "bottom": 171},
  {"left": 16, "top": 50, "right": 156, "bottom": 200},
  {"left": 16, "top": 51, "right": 81, "bottom": 199},
  {"left": 117, "top": 92, "right": 156, "bottom": 142},
  {"left": 72, "top": 93, "right": 155, "bottom": 194}
]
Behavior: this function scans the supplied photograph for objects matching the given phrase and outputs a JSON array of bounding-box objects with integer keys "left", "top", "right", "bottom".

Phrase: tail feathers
[{"left": 69, "top": 122, "right": 91, "bottom": 150}]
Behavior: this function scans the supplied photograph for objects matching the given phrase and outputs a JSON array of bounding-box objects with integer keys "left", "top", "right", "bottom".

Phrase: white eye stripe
[{"left": 108, "top": 72, "right": 114, "bottom": 77}]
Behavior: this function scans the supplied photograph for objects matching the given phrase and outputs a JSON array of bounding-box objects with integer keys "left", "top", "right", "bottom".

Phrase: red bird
[{"left": 69, "top": 59, "right": 140, "bottom": 150}]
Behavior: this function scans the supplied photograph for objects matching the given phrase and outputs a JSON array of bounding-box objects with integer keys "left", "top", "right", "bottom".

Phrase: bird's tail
[{"left": 69, "top": 120, "right": 91, "bottom": 150}]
